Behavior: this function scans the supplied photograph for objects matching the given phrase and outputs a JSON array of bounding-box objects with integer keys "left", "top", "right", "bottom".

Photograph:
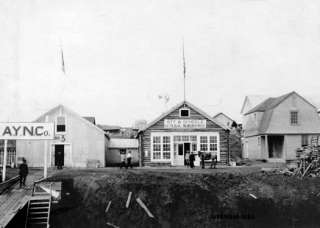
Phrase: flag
[{"left": 60, "top": 46, "right": 66, "bottom": 74}]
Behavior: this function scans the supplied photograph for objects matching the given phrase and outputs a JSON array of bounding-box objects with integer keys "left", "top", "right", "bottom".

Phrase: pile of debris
[{"left": 281, "top": 145, "right": 320, "bottom": 178}]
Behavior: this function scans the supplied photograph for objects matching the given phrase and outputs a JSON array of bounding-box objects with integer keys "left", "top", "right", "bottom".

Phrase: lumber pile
[{"left": 283, "top": 144, "right": 320, "bottom": 178}]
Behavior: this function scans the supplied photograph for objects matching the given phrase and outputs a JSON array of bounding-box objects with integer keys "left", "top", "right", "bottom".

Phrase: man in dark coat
[
  {"left": 199, "top": 151, "right": 205, "bottom": 169},
  {"left": 19, "top": 158, "right": 28, "bottom": 188},
  {"left": 189, "top": 152, "right": 195, "bottom": 168}
]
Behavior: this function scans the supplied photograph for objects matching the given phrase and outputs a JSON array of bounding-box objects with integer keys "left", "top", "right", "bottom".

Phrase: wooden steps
[{"left": 25, "top": 194, "right": 51, "bottom": 228}]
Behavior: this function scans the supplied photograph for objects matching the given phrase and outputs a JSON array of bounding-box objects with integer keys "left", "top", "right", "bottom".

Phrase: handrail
[{"left": 0, "top": 175, "right": 19, "bottom": 194}]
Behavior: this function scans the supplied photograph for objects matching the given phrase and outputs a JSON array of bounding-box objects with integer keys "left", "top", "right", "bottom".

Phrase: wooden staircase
[{"left": 25, "top": 181, "right": 52, "bottom": 228}]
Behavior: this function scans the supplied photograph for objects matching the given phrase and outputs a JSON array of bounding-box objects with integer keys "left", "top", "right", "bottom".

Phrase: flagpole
[{"left": 182, "top": 39, "right": 186, "bottom": 101}]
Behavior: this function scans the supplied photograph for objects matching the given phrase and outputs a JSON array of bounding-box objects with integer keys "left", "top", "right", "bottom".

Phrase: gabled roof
[
  {"left": 35, "top": 104, "right": 107, "bottom": 136},
  {"left": 243, "top": 91, "right": 320, "bottom": 136},
  {"left": 240, "top": 95, "right": 268, "bottom": 114},
  {"left": 97, "top": 124, "right": 121, "bottom": 131},
  {"left": 245, "top": 91, "right": 317, "bottom": 115},
  {"left": 140, "top": 100, "right": 228, "bottom": 132},
  {"left": 245, "top": 92, "right": 292, "bottom": 115},
  {"left": 213, "top": 112, "right": 236, "bottom": 122},
  {"left": 82, "top": 116, "right": 96, "bottom": 125}
]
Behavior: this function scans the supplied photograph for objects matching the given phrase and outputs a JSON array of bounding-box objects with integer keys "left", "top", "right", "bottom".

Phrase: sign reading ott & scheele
[
  {"left": 164, "top": 119, "right": 206, "bottom": 129},
  {"left": 0, "top": 123, "right": 54, "bottom": 140}
]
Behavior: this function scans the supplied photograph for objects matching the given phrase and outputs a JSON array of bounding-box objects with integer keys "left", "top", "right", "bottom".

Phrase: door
[
  {"left": 176, "top": 144, "right": 184, "bottom": 166},
  {"left": 55, "top": 145, "right": 64, "bottom": 167},
  {"left": 184, "top": 143, "right": 191, "bottom": 166}
]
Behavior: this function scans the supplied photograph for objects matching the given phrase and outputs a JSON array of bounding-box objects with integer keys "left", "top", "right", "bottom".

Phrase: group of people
[
  {"left": 185, "top": 151, "right": 218, "bottom": 169},
  {"left": 120, "top": 151, "right": 133, "bottom": 169}
]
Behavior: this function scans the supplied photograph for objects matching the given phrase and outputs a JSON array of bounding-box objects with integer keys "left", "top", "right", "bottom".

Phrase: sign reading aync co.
[
  {"left": 0, "top": 122, "right": 54, "bottom": 140},
  {"left": 164, "top": 119, "right": 206, "bottom": 129}
]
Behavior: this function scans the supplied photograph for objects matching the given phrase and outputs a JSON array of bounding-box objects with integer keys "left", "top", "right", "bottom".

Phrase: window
[
  {"left": 152, "top": 136, "right": 161, "bottom": 159},
  {"left": 301, "top": 135, "right": 309, "bottom": 147},
  {"left": 180, "top": 108, "right": 190, "bottom": 117},
  {"left": 174, "top": 136, "right": 181, "bottom": 142},
  {"left": 152, "top": 135, "right": 171, "bottom": 160},
  {"left": 290, "top": 111, "right": 298, "bottom": 125},
  {"left": 190, "top": 136, "right": 197, "bottom": 142},
  {"left": 56, "top": 116, "right": 66, "bottom": 133},
  {"left": 192, "top": 143, "right": 197, "bottom": 152},
  {"left": 163, "top": 136, "right": 171, "bottom": 159},
  {"left": 209, "top": 136, "right": 218, "bottom": 151},
  {"left": 182, "top": 136, "right": 189, "bottom": 141},
  {"left": 200, "top": 136, "right": 208, "bottom": 151}
]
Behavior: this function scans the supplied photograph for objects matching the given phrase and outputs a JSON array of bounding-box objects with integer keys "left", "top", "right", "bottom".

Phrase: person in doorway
[
  {"left": 56, "top": 151, "right": 63, "bottom": 170},
  {"left": 126, "top": 151, "right": 133, "bottom": 169},
  {"left": 19, "top": 158, "right": 28, "bottom": 188},
  {"left": 120, "top": 151, "right": 126, "bottom": 169},
  {"left": 210, "top": 151, "right": 218, "bottom": 169},
  {"left": 185, "top": 152, "right": 190, "bottom": 167},
  {"left": 200, "top": 151, "right": 205, "bottom": 169},
  {"left": 189, "top": 152, "right": 195, "bottom": 168}
]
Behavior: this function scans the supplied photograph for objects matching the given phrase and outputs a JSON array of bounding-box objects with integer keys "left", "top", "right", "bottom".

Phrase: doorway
[
  {"left": 175, "top": 143, "right": 191, "bottom": 166},
  {"left": 55, "top": 145, "right": 64, "bottom": 167},
  {"left": 268, "top": 135, "right": 284, "bottom": 158},
  {"left": 184, "top": 143, "right": 190, "bottom": 166}
]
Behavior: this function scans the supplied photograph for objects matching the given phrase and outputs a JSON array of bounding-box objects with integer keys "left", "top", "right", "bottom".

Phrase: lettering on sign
[
  {"left": 164, "top": 119, "right": 206, "bottom": 129},
  {"left": 0, "top": 123, "right": 54, "bottom": 140}
]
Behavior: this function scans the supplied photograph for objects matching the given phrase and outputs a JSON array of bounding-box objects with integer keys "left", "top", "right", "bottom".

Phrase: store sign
[
  {"left": 164, "top": 119, "right": 206, "bottom": 129},
  {"left": 0, "top": 122, "right": 54, "bottom": 140}
]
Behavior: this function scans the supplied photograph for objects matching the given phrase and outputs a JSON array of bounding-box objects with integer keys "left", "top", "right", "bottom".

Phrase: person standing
[
  {"left": 210, "top": 151, "right": 218, "bottom": 169},
  {"left": 19, "top": 158, "right": 28, "bottom": 188},
  {"left": 189, "top": 152, "right": 195, "bottom": 168},
  {"left": 200, "top": 151, "right": 205, "bottom": 169},
  {"left": 120, "top": 151, "right": 126, "bottom": 169},
  {"left": 126, "top": 151, "right": 133, "bottom": 169},
  {"left": 56, "top": 150, "right": 64, "bottom": 170}
]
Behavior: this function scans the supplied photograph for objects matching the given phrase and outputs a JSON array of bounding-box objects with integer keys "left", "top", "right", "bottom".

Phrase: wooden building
[
  {"left": 138, "top": 101, "right": 230, "bottom": 166},
  {"left": 242, "top": 91, "right": 320, "bottom": 161},
  {"left": 106, "top": 138, "right": 139, "bottom": 166},
  {"left": 16, "top": 105, "right": 108, "bottom": 168}
]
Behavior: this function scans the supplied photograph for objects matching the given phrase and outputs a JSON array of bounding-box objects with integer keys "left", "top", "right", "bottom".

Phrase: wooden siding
[{"left": 140, "top": 103, "right": 229, "bottom": 166}]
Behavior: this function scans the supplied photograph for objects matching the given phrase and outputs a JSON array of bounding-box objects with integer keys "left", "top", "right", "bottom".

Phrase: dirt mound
[{"left": 47, "top": 169, "right": 320, "bottom": 228}]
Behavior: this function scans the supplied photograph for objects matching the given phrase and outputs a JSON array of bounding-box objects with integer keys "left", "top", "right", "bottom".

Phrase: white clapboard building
[{"left": 16, "top": 105, "right": 108, "bottom": 168}]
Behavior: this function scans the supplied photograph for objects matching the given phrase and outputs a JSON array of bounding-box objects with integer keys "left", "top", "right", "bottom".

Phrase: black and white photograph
[{"left": 1, "top": 0, "right": 320, "bottom": 227}]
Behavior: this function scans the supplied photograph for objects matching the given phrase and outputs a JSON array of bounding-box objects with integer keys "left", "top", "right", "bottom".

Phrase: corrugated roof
[{"left": 109, "top": 138, "right": 139, "bottom": 148}]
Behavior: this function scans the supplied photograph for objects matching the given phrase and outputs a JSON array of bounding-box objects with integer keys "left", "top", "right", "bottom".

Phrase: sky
[{"left": 1, "top": 0, "right": 320, "bottom": 126}]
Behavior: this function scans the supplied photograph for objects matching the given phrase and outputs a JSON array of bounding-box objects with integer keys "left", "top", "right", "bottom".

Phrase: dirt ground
[{"left": 46, "top": 166, "right": 320, "bottom": 228}]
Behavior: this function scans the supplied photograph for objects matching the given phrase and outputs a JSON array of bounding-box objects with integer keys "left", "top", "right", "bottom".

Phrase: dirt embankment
[{"left": 47, "top": 169, "right": 320, "bottom": 228}]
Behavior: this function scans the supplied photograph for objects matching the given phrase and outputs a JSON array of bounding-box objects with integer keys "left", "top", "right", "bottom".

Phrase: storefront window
[
  {"left": 209, "top": 136, "right": 218, "bottom": 151},
  {"left": 163, "top": 136, "right": 171, "bottom": 159},
  {"left": 152, "top": 136, "right": 161, "bottom": 159},
  {"left": 200, "top": 136, "right": 208, "bottom": 151},
  {"left": 190, "top": 136, "right": 197, "bottom": 142}
]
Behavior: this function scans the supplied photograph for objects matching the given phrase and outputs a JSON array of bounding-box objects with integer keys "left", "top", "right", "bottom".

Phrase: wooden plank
[
  {"left": 136, "top": 198, "right": 154, "bottom": 218},
  {"left": 125, "top": 192, "right": 132, "bottom": 208},
  {"left": 105, "top": 200, "right": 112, "bottom": 213}
]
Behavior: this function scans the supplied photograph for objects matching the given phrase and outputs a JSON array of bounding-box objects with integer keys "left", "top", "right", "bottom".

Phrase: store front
[
  {"left": 138, "top": 101, "right": 229, "bottom": 167},
  {"left": 150, "top": 132, "right": 220, "bottom": 166}
]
